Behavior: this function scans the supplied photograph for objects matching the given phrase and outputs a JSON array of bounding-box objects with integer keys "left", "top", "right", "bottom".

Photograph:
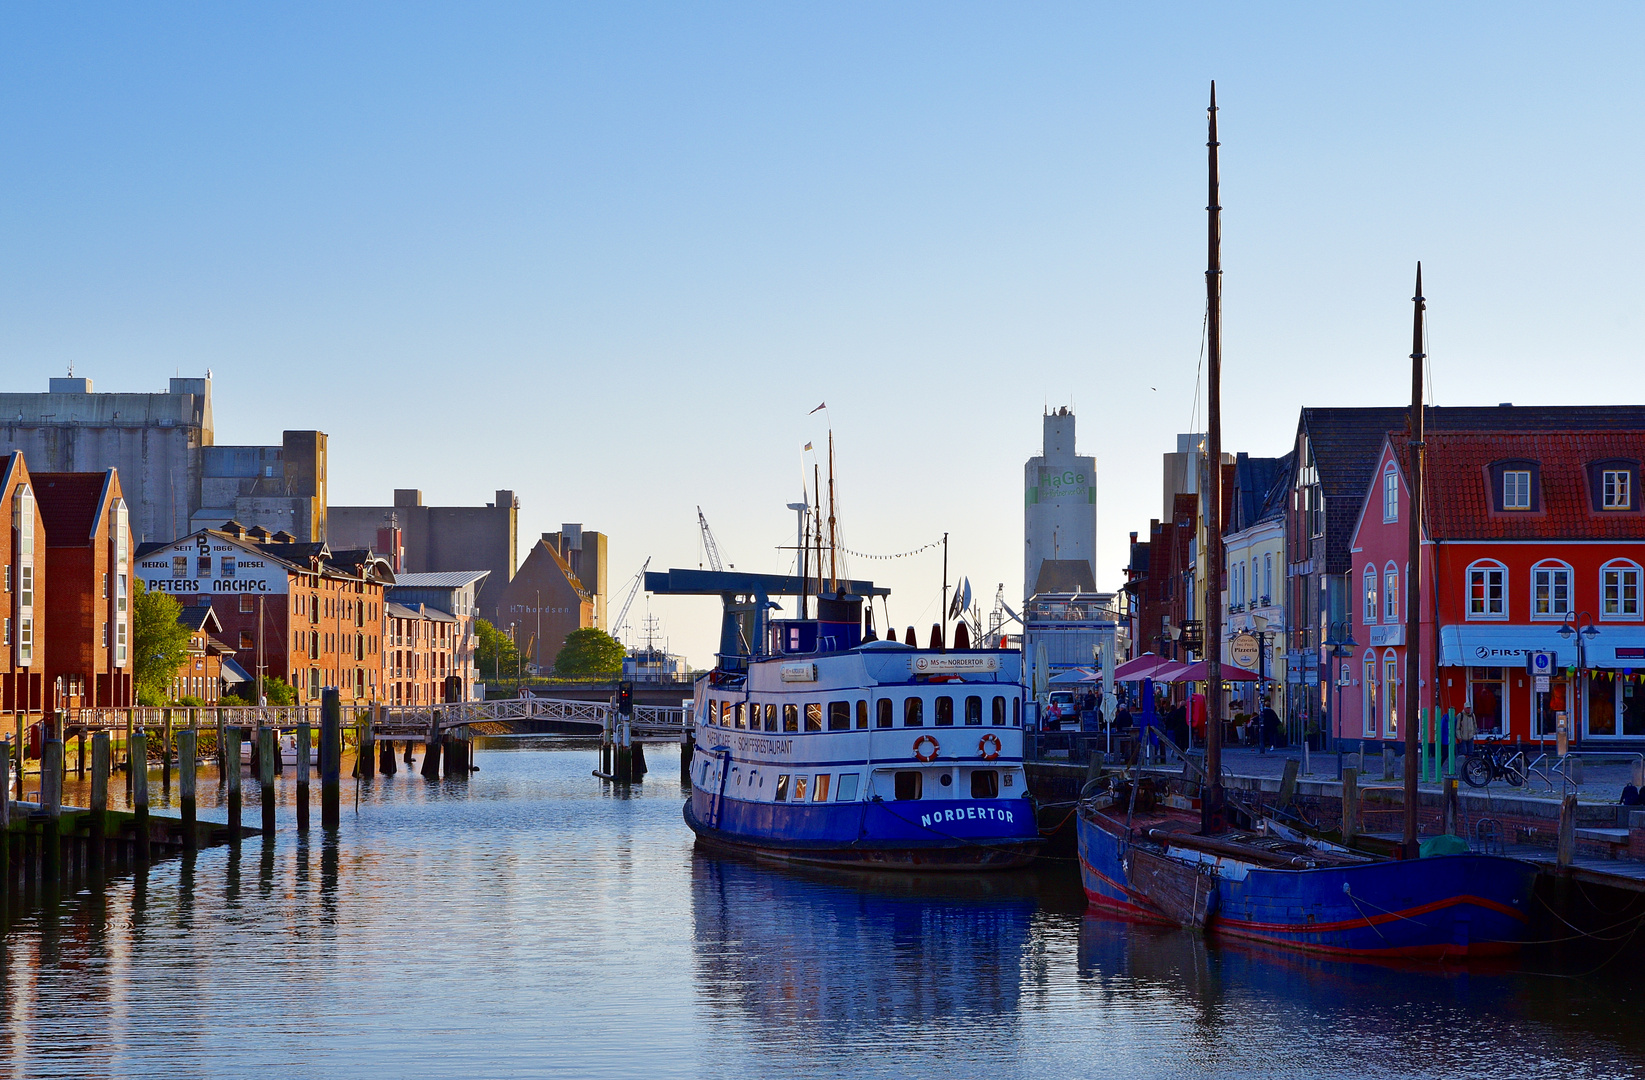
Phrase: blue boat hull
[
  {"left": 1077, "top": 810, "right": 1538, "bottom": 958},
  {"left": 685, "top": 790, "right": 1043, "bottom": 869}
]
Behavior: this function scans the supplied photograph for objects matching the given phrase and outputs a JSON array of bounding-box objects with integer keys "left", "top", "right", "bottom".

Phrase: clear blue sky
[{"left": 4, "top": 4, "right": 1642, "bottom": 665}]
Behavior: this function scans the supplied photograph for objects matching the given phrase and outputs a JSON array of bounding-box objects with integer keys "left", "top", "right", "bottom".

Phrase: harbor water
[{"left": 3, "top": 741, "right": 1644, "bottom": 1079}]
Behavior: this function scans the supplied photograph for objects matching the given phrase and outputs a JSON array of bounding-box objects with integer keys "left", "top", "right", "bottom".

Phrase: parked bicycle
[{"left": 1462, "top": 742, "right": 1527, "bottom": 788}]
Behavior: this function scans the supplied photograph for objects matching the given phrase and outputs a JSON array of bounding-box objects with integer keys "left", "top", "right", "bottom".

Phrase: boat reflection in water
[{"left": 690, "top": 850, "right": 1069, "bottom": 1037}]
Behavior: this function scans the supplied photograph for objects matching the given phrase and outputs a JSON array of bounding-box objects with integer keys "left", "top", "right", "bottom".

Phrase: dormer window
[
  {"left": 1382, "top": 464, "right": 1399, "bottom": 523},
  {"left": 1488, "top": 460, "right": 1541, "bottom": 513},
  {"left": 1586, "top": 459, "right": 1640, "bottom": 512}
]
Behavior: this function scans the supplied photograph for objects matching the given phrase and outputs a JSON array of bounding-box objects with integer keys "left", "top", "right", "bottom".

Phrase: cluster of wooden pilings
[{"left": 595, "top": 701, "right": 647, "bottom": 784}]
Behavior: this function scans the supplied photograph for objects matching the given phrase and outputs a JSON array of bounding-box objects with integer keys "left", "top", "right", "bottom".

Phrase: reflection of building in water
[{"left": 690, "top": 855, "right": 1035, "bottom": 1033}]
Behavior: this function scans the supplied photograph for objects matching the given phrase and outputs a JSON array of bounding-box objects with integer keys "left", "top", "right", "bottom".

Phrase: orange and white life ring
[
  {"left": 978, "top": 732, "right": 1002, "bottom": 761},
  {"left": 912, "top": 734, "right": 940, "bottom": 762}
]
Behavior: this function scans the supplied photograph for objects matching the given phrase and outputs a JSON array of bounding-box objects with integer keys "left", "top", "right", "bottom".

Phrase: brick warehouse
[
  {"left": 136, "top": 523, "right": 394, "bottom": 705},
  {"left": 1, "top": 452, "right": 48, "bottom": 719},
  {"left": 34, "top": 469, "right": 133, "bottom": 709}
]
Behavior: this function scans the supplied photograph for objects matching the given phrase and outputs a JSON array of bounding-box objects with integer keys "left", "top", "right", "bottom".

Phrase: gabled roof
[
  {"left": 1389, "top": 429, "right": 1645, "bottom": 541},
  {"left": 177, "top": 605, "right": 223, "bottom": 633},
  {"left": 32, "top": 471, "right": 112, "bottom": 545},
  {"left": 1296, "top": 406, "right": 1645, "bottom": 572},
  {"left": 1228, "top": 452, "right": 1291, "bottom": 534},
  {"left": 385, "top": 601, "right": 458, "bottom": 623}
]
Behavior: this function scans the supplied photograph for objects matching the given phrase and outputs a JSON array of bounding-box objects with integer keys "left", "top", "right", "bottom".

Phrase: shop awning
[{"left": 1439, "top": 625, "right": 1645, "bottom": 669}]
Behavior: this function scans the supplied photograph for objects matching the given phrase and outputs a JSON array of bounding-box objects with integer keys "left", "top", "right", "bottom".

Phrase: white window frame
[
  {"left": 1384, "top": 564, "right": 1399, "bottom": 624},
  {"left": 1503, "top": 470, "right": 1532, "bottom": 510},
  {"left": 1383, "top": 650, "right": 1400, "bottom": 738},
  {"left": 1531, "top": 560, "right": 1573, "bottom": 621},
  {"left": 1362, "top": 652, "right": 1379, "bottom": 737},
  {"left": 1363, "top": 566, "right": 1378, "bottom": 625},
  {"left": 1603, "top": 469, "right": 1632, "bottom": 510},
  {"left": 1601, "top": 559, "right": 1643, "bottom": 621},
  {"left": 1383, "top": 464, "right": 1399, "bottom": 523},
  {"left": 1467, "top": 560, "right": 1509, "bottom": 620},
  {"left": 1263, "top": 553, "right": 1272, "bottom": 605}
]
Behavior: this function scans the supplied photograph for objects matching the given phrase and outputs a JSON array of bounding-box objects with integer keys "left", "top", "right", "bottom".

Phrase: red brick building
[
  {"left": 34, "top": 470, "right": 133, "bottom": 709},
  {"left": 384, "top": 601, "right": 459, "bottom": 705},
  {"left": 1344, "top": 429, "right": 1645, "bottom": 748},
  {"left": 1, "top": 452, "right": 47, "bottom": 719},
  {"left": 136, "top": 524, "right": 394, "bottom": 705},
  {"left": 494, "top": 537, "right": 594, "bottom": 673},
  {"left": 170, "top": 605, "right": 235, "bottom": 705}
]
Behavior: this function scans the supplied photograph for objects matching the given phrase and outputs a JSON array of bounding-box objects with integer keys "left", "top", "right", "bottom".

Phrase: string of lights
[{"left": 836, "top": 539, "right": 944, "bottom": 561}]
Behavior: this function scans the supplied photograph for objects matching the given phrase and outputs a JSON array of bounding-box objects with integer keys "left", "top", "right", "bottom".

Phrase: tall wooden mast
[
  {"left": 1403, "top": 264, "right": 1426, "bottom": 858},
  {"left": 1202, "top": 81, "right": 1227, "bottom": 833},
  {"left": 827, "top": 431, "right": 839, "bottom": 593}
]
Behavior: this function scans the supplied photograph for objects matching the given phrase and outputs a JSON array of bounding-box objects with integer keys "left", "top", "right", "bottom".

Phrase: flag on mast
[
  {"left": 803, "top": 442, "right": 812, "bottom": 451},
  {"left": 809, "top": 402, "right": 827, "bottom": 414}
]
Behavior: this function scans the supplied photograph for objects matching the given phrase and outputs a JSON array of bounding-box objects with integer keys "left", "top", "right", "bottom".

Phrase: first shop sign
[{"left": 140, "top": 536, "right": 288, "bottom": 595}]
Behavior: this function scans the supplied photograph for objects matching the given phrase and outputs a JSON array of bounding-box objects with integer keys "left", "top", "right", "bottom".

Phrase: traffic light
[{"left": 618, "top": 680, "right": 634, "bottom": 716}]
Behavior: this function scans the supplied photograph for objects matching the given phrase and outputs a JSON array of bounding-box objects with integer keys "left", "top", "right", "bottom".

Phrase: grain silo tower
[{"left": 1023, "top": 407, "right": 1097, "bottom": 602}]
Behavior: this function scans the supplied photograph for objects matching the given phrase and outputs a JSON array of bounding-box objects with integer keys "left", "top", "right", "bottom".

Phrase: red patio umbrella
[
  {"left": 1170, "top": 659, "right": 1259, "bottom": 682},
  {"left": 1113, "top": 653, "right": 1167, "bottom": 681}
]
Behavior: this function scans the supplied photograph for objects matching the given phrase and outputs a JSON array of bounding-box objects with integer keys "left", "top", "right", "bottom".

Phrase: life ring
[
  {"left": 912, "top": 734, "right": 940, "bottom": 762},
  {"left": 978, "top": 733, "right": 1002, "bottom": 761}
]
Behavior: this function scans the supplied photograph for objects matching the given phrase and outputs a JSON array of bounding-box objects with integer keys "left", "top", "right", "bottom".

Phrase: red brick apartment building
[
  {"left": 33, "top": 470, "right": 133, "bottom": 709},
  {"left": 137, "top": 523, "right": 394, "bottom": 705},
  {"left": 384, "top": 601, "right": 459, "bottom": 705},
  {"left": 171, "top": 605, "right": 235, "bottom": 705},
  {"left": 1, "top": 452, "right": 47, "bottom": 718}
]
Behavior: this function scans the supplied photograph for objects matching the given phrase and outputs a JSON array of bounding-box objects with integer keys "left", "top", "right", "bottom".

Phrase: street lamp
[
  {"left": 1324, "top": 620, "right": 1359, "bottom": 757},
  {"left": 1557, "top": 611, "right": 1600, "bottom": 746}
]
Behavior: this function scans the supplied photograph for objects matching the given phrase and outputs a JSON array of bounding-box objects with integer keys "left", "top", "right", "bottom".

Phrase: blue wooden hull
[
  {"left": 685, "top": 789, "right": 1043, "bottom": 869},
  {"left": 1077, "top": 809, "right": 1538, "bottom": 958}
]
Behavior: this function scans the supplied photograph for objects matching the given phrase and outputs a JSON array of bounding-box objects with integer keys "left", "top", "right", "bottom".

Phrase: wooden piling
[
  {"left": 124, "top": 708, "right": 135, "bottom": 795},
  {"left": 1278, "top": 758, "right": 1299, "bottom": 810},
  {"left": 632, "top": 738, "right": 647, "bottom": 778},
  {"left": 178, "top": 728, "right": 198, "bottom": 849},
  {"left": 679, "top": 729, "right": 695, "bottom": 784},
  {"left": 1382, "top": 746, "right": 1395, "bottom": 782},
  {"left": 297, "top": 722, "right": 311, "bottom": 833},
  {"left": 131, "top": 730, "right": 149, "bottom": 864},
  {"left": 90, "top": 732, "right": 109, "bottom": 866},
  {"left": 225, "top": 727, "right": 242, "bottom": 841},
  {"left": 77, "top": 726, "right": 86, "bottom": 778},
  {"left": 321, "top": 688, "right": 341, "bottom": 829},
  {"left": 259, "top": 726, "right": 277, "bottom": 838},
  {"left": 360, "top": 704, "right": 376, "bottom": 778},
  {"left": 420, "top": 710, "right": 442, "bottom": 779},
  {"left": 1443, "top": 777, "right": 1459, "bottom": 836},
  {"left": 0, "top": 739, "right": 9, "bottom": 885},
  {"left": 216, "top": 708, "right": 227, "bottom": 776},
  {"left": 1558, "top": 793, "right": 1577, "bottom": 868},
  {"left": 14, "top": 712, "right": 22, "bottom": 800},
  {"left": 379, "top": 733, "right": 397, "bottom": 775},
  {"left": 42, "top": 736, "right": 62, "bottom": 881},
  {"left": 403, "top": 739, "right": 413, "bottom": 765},
  {"left": 162, "top": 708, "right": 173, "bottom": 792},
  {"left": 1341, "top": 767, "right": 1359, "bottom": 846}
]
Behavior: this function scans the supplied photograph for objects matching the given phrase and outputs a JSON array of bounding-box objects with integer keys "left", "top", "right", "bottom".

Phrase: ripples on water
[{"left": 2, "top": 742, "right": 1643, "bottom": 1078}]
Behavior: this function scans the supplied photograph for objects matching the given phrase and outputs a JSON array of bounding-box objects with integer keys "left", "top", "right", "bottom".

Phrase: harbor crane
[
  {"left": 697, "top": 506, "right": 726, "bottom": 572},
  {"left": 611, "top": 557, "right": 651, "bottom": 646}
]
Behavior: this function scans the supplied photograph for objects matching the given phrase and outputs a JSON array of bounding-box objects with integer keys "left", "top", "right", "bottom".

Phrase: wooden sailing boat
[{"left": 1074, "top": 85, "right": 1541, "bottom": 958}]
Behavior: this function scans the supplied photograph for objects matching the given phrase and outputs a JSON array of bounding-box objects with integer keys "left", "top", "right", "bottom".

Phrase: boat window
[
  {"left": 904, "top": 698, "right": 924, "bottom": 727},
  {"left": 893, "top": 771, "right": 922, "bottom": 800},
  {"left": 971, "top": 770, "right": 999, "bottom": 799},
  {"left": 763, "top": 703, "right": 776, "bottom": 731},
  {"left": 720, "top": 701, "right": 733, "bottom": 726},
  {"left": 734, "top": 702, "right": 746, "bottom": 729},
  {"left": 876, "top": 699, "right": 893, "bottom": 728},
  {"left": 965, "top": 696, "right": 982, "bottom": 726},
  {"left": 836, "top": 773, "right": 860, "bottom": 801},
  {"left": 992, "top": 696, "right": 1005, "bottom": 726},
  {"left": 1012, "top": 697, "right": 1020, "bottom": 727},
  {"left": 783, "top": 704, "right": 799, "bottom": 732},
  {"left": 935, "top": 696, "right": 954, "bottom": 726},
  {"left": 794, "top": 775, "right": 809, "bottom": 801},
  {"left": 805, "top": 703, "right": 823, "bottom": 732},
  {"left": 774, "top": 774, "right": 790, "bottom": 801},
  {"left": 856, "top": 700, "right": 868, "bottom": 729},
  {"left": 827, "top": 702, "right": 851, "bottom": 730},
  {"left": 704, "top": 699, "right": 716, "bottom": 726},
  {"left": 812, "top": 774, "right": 831, "bottom": 801}
]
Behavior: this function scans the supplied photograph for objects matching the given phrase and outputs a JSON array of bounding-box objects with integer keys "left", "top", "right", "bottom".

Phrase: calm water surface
[{"left": 4, "top": 741, "right": 1645, "bottom": 1079}]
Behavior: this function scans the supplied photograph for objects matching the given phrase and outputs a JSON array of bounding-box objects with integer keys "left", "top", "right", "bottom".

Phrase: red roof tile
[{"left": 1392, "top": 431, "right": 1645, "bottom": 540}]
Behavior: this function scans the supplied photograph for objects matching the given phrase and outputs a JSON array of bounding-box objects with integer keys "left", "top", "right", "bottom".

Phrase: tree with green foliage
[
  {"left": 554, "top": 627, "right": 625, "bottom": 676},
  {"left": 132, "top": 578, "right": 193, "bottom": 704},
  {"left": 475, "top": 618, "right": 522, "bottom": 681},
  {"left": 260, "top": 676, "right": 297, "bottom": 706}
]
